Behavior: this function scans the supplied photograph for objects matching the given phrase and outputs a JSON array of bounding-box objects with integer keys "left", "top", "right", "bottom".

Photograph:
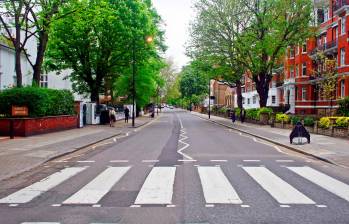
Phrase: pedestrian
[
  {"left": 109, "top": 108, "right": 116, "bottom": 127},
  {"left": 124, "top": 106, "right": 130, "bottom": 123},
  {"left": 240, "top": 108, "right": 246, "bottom": 123},
  {"left": 231, "top": 109, "right": 236, "bottom": 124}
]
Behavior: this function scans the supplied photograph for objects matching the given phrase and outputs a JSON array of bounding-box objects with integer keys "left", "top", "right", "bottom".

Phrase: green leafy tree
[
  {"left": 234, "top": 0, "right": 313, "bottom": 107},
  {"left": 46, "top": 0, "right": 164, "bottom": 103},
  {"left": 179, "top": 63, "right": 208, "bottom": 107}
]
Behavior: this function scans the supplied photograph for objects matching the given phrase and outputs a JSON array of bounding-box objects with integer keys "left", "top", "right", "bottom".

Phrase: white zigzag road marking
[{"left": 176, "top": 114, "right": 194, "bottom": 160}]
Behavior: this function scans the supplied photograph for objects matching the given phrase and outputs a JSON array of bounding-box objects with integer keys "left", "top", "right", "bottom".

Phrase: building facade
[{"left": 282, "top": 0, "right": 349, "bottom": 115}]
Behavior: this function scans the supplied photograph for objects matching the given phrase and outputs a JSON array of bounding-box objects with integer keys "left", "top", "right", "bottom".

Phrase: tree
[
  {"left": 160, "top": 58, "right": 180, "bottom": 102},
  {"left": 187, "top": 0, "right": 245, "bottom": 108},
  {"left": 0, "top": 0, "right": 71, "bottom": 86},
  {"left": 179, "top": 63, "right": 208, "bottom": 107},
  {"left": 46, "top": 0, "right": 164, "bottom": 103},
  {"left": 234, "top": 0, "right": 313, "bottom": 107}
]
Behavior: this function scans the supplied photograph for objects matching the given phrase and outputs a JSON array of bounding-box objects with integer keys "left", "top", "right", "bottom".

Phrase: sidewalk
[
  {"left": 0, "top": 116, "right": 152, "bottom": 181},
  {"left": 192, "top": 111, "right": 349, "bottom": 168}
]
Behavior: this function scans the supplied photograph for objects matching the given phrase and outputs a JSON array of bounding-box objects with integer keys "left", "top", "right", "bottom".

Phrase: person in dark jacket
[
  {"left": 231, "top": 109, "right": 236, "bottom": 124},
  {"left": 124, "top": 107, "right": 130, "bottom": 123}
]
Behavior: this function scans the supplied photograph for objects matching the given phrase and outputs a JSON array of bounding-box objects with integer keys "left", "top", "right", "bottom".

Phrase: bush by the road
[
  {"left": 319, "top": 117, "right": 331, "bottom": 129},
  {"left": 0, "top": 87, "right": 75, "bottom": 117},
  {"left": 304, "top": 117, "right": 315, "bottom": 127},
  {"left": 276, "top": 113, "right": 289, "bottom": 123},
  {"left": 338, "top": 97, "right": 349, "bottom": 116},
  {"left": 335, "top": 117, "right": 349, "bottom": 127}
]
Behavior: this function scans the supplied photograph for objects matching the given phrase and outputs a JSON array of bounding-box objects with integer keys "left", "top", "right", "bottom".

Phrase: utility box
[{"left": 85, "top": 103, "right": 100, "bottom": 125}]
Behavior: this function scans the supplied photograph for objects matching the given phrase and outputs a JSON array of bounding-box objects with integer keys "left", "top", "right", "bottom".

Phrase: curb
[
  {"left": 0, "top": 118, "right": 154, "bottom": 182},
  {"left": 191, "top": 112, "right": 340, "bottom": 167}
]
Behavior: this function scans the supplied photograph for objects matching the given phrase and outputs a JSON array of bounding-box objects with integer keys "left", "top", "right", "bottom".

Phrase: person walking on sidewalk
[
  {"left": 124, "top": 106, "right": 130, "bottom": 123},
  {"left": 109, "top": 108, "right": 116, "bottom": 127},
  {"left": 240, "top": 108, "right": 246, "bottom": 123},
  {"left": 230, "top": 109, "right": 236, "bottom": 124}
]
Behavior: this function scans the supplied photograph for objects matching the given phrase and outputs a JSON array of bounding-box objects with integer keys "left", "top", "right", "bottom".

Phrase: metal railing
[
  {"left": 333, "top": 0, "right": 349, "bottom": 12},
  {"left": 310, "top": 40, "right": 338, "bottom": 55}
]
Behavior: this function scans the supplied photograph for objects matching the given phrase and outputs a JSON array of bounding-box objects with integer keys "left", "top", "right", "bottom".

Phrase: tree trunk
[
  {"left": 14, "top": 48, "right": 23, "bottom": 87},
  {"left": 255, "top": 72, "right": 271, "bottom": 108},
  {"left": 90, "top": 85, "right": 100, "bottom": 104},
  {"left": 32, "top": 31, "right": 49, "bottom": 86},
  {"left": 236, "top": 81, "right": 243, "bottom": 109}
]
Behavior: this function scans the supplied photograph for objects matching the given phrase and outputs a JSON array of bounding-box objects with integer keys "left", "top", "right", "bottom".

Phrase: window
[
  {"left": 40, "top": 74, "right": 48, "bottom": 88},
  {"left": 341, "top": 48, "right": 346, "bottom": 66},
  {"left": 302, "top": 63, "right": 307, "bottom": 76},
  {"left": 242, "top": 97, "right": 245, "bottom": 104},
  {"left": 290, "top": 48, "right": 295, "bottom": 58},
  {"left": 324, "top": 8, "right": 329, "bottom": 22},
  {"left": 333, "top": 26, "right": 338, "bottom": 40},
  {"left": 341, "top": 16, "right": 346, "bottom": 35},
  {"left": 295, "top": 65, "right": 299, "bottom": 77},
  {"left": 241, "top": 87, "right": 245, "bottom": 93},
  {"left": 302, "top": 87, "right": 307, "bottom": 101},
  {"left": 290, "top": 66, "right": 294, "bottom": 78},
  {"left": 271, "top": 96, "right": 276, "bottom": 104},
  {"left": 253, "top": 96, "right": 256, "bottom": 104},
  {"left": 341, "top": 80, "right": 346, "bottom": 98},
  {"left": 302, "top": 43, "right": 307, "bottom": 53},
  {"left": 247, "top": 98, "right": 250, "bottom": 104}
]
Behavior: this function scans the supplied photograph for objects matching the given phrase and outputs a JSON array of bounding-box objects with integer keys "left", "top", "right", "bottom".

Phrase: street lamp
[{"left": 131, "top": 35, "right": 154, "bottom": 127}]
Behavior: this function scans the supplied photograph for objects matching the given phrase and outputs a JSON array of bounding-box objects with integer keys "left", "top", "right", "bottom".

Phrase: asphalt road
[{"left": 0, "top": 109, "right": 349, "bottom": 224}]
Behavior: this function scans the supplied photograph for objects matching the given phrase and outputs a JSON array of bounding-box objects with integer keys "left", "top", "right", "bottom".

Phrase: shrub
[
  {"left": 319, "top": 117, "right": 331, "bottom": 129},
  {"left": 258, "top": 107, "right": 273, "bottom": 117},
  {"left": 338, "top": 97, "right": 349, "bottom": 116},
  {"left": 276, "top": 113, "right": 290, "bottom": 123},
  {"left": 246, "top": 108, "right": 259, "bottom": 120},
  {"left": 219, "top": 107, "right": 228, "bottom": 114},
  {"left": 290, "top": 116, "right": 301, "bottom": 125},
  {"left": 303, "top": 117, "right": 315, "bottom": 127},
  {"left": 335, "top": 117, "right": 349, "bottom": 127},
  {"left": 0, "top": 87, "right": 75, "bottom": 117}
]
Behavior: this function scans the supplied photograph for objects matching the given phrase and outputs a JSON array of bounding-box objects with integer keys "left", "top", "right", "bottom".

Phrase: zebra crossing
[{"left": 1, "top": 165, "right": 349, "bottom": 208}]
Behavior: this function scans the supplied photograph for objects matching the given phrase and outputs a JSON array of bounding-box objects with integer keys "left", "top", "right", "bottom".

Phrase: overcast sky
[{"left": 152, "top": 0, "right": 195, "bottom": 71}]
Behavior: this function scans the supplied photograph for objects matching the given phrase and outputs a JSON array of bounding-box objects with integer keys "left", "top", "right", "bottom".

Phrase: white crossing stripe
[
  {"left": 135, "top": 167, "right": 176, "bottom": 204},
  {"left": 0, "top": 167, "right": 87, "bottom": 204},
  {"left": 63, "top": 167, "right": 130, "bottom": 204},
  {"left": 288, "top": 166, "right": 349, "bottom": 202},
  {"left": 243, "top": 167, "right": 315, "bottom": 204},
  {"left": 22, "top": 223, "right": 60, "bottom": 224},
  {"left": 198, "top": 167, "right": 242, "bottom": 204}
]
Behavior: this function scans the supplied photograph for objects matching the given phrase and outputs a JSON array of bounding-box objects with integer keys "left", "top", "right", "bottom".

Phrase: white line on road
[
  {"left": 135, "top": 167, "right": 176, "bottom": 205},
  {"left": 243, "top": 160, "right": 261, "bottom": 162},
  {"left": 142, "top": 160, "right": 159, "bottom": 163},
  {"left": 210, "top": 160, "right": 228, "bottom": 162},
  {"left": 288, "top": 166, "right": 349, "bottom": 202},
  {"left": 276, "top": 160, "right": 294, "bottom": 163},
  {"left": 77, "top": 161, "right": 95, "bottom": 163},
  {"left": 21, "top": 223, "right": 61, "bottom": 224},
  {"left": 63, "top": 167, "right": 130, "bottom": 205},
  {"left": 198, "top": 167, "right": 242, "bottom": 204},
  {"left": 178, "top": 159, "right": 197, "bottom": 162},
  {"left": 243, "top": 167, "right": 315, "bottom": 204},
  {"left": 110, "top": 160, "right": 129, "bottom": 163},
  {"left": 0, "top": 167, "right": 87, "bottom": 204},
  {"left": 176, "top": 114, "right": 194, "bottom": 161}
]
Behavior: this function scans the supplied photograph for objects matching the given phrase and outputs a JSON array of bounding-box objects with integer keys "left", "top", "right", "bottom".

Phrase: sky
[{"left": 152, "top": 0, "right": 195, "bottom": 71}]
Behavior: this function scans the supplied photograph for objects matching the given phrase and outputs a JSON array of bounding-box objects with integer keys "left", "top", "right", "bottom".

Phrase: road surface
[{"left": 0, "top": 109, "right": 349, "bottom": 224}]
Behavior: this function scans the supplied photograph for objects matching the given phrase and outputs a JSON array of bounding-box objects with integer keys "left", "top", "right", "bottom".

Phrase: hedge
[
  {"left": 338, "top": 97, "right": 349, "bottom": 116},
  {"left": 276, "top": 113, "right": 289, "bottom": 123},
  {"left": 0, "top": 87, "right": 75, "bottom": 117}
]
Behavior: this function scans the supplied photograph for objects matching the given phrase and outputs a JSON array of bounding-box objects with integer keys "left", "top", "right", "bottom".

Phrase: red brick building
[{"left": 283, "top": 0, "right": 349, "bottom": 115}]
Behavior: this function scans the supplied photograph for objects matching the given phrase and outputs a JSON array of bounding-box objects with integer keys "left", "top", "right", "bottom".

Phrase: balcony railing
[
  {"left": 310, "top": 40, "right": 338, "bottom": 55},
  {"left": 333, "top": 0, "right": 349, "bottom": 12}
]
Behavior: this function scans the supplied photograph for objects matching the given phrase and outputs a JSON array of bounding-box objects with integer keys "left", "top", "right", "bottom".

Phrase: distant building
[{"left": 211, "top": 80, "right": 235, "bottom": 108}]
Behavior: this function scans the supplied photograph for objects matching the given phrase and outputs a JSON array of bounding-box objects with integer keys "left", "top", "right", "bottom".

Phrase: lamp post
[{"left": 131, "top": 35, "right": 154, "bottom": 127}]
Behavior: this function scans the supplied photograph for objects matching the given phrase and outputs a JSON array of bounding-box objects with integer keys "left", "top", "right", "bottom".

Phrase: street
[{"left": 0, "top": 109, "right": 349, "bottom": 224}]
